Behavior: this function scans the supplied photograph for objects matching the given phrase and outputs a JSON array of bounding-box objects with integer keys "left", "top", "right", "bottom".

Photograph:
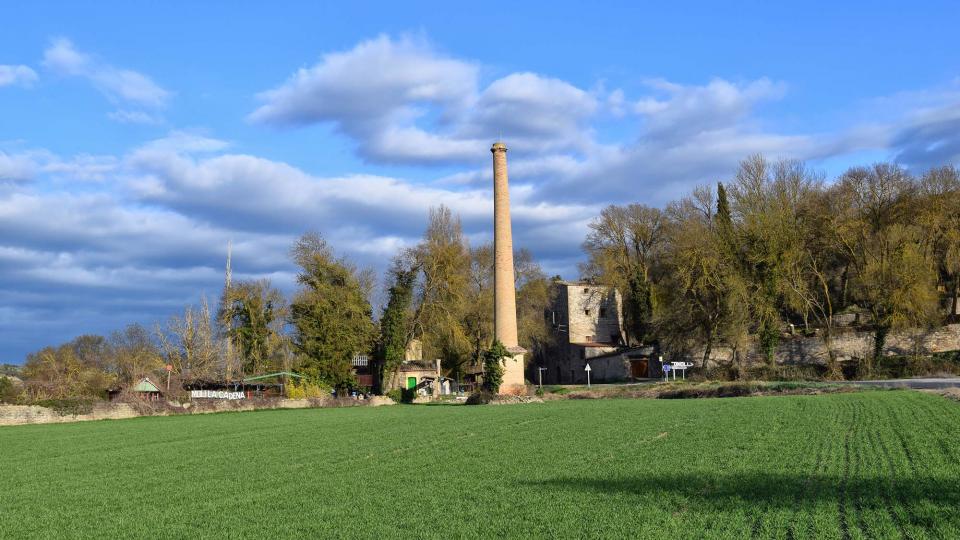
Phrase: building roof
[
  {"left": 133, "top": 378, "right": 161, "bottom": 393},
  {"left": 398, "top": 360, "right": 437, "bottom": 372},
  {"left": 242, "top": 371, "right": 305, "bottom": 383},
  {"left": 552, "top": 280, "right": 612, "bottom": 289},
  {"left": 571, "top": 341, "right": 619, "bottom": 348}
]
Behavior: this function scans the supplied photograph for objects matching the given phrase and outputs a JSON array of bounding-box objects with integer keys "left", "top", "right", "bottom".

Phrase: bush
[
  {"left": 385, "top": 388, "right": 416, "bottom": 404},
  {"left": 465, "top": 391, "right": 494, "bottom": 405},
  {"left": 0, "top": 376, "right": 21, "bottom": 404},
  {"left": 33, "top": 398, "right": 97, "bottom": 416},
  {"left": 658, "top": 382, "right": 760, "bottom": 399},
  {"left": 482, "top": 340, "right": 509, "bottom": 393},
  {"left": 286, "top": 380, "right": 332, "bottom": 399},
  {"left": 286, "top": 382, "right": 306, "bottom": 399}
]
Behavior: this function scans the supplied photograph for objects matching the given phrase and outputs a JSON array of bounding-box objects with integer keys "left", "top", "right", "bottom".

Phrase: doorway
[{"left": 630, "top": 359, "right": 648, "bottom": 379}]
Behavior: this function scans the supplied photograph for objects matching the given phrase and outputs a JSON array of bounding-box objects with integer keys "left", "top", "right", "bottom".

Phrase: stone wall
[
  {"left": 0, "top": 402, "right": 140, "bottom": 426},
  {"left": 0, "top": 396, "right": 394, "bottom": 427},
  {"left": 686, "top": 324, "right": 960, "bottom": 368}
]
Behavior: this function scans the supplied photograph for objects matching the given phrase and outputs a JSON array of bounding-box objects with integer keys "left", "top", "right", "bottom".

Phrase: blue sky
[{"left": 2, "top": 0, "right": 959, "bottom": 363}]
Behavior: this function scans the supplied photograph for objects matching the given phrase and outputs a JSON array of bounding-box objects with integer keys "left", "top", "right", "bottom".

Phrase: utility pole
[{"left": 224, "top": 240, "right": 234, "bottom": 379}]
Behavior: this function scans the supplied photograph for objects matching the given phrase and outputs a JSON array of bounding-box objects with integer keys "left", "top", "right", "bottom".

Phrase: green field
[{"left": 2, "top": 391, "right": 959, "bottom": 539}]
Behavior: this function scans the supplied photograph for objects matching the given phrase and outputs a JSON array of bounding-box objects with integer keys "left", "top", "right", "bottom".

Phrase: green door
[{"left": 406, "top": 377, "right": 417, "bottom": 390}]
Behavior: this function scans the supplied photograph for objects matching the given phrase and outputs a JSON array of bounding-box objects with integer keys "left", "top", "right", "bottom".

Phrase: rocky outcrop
[{"left": 690, "top": 324, "right": 960, "bottom": 367}]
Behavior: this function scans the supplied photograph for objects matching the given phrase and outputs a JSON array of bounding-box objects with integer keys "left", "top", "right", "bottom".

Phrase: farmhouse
[{"left": 381, "top": 340, "right": 456, "bottom": 395}]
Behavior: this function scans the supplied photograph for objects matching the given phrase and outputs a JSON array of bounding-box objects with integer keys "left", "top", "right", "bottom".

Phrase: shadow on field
[{"left": 524, "top": 472, "right": 960, "bottom": 506}]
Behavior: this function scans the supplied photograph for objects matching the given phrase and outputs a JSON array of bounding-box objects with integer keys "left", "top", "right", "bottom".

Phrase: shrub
[
  {"left": 286, "top": 380, "right": 332, "bottom": 399},
  {"left": 385, "top": 388, "right": 416, "bottom": 404},
  {"left": 0, "top": 376, "right": 21, "bottom": 404},
  {"left": 465, "top": 391, "right": 494, "bottom": 405},
  {"left": 285, "top": 382, "right": 306, "bottom": 399},
  {"left": 481, "top": 340, "right": 509, "bottom": 393},
  {"left": 33, "top": 398, "right": 97, "bottom": 416}
]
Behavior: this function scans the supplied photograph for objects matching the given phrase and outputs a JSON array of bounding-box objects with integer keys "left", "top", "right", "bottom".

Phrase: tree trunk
[
  {"left": 950, "top": 276, "right": 959, "bottom": 323},
  {"left": 869, "top": 323, "right": 889, "bottom": 378},
  {"left": 822, "top": 327, "right": 840, "bottom": 380},
  {"left": 840, "top": 265, "right": 850, "bottom": 308},
  {"left": 701, "top": 326, "right": 714, "bottom": 370}
]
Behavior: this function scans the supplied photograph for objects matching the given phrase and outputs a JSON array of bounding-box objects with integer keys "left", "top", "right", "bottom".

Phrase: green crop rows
[{"left": 1, "top": 391, "right": 958, "bottom": 538}]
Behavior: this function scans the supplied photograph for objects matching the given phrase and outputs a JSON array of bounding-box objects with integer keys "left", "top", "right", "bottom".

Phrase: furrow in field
[{"left": 785, "top": 398, "right": 834, "bottom": 540}]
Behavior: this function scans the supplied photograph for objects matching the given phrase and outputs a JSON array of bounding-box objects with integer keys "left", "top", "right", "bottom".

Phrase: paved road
[{"left": 850, "top": 378, "right": 960, "bottom": 389}]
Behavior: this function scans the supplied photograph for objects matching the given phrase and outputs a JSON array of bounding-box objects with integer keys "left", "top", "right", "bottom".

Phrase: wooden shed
[{"left": 133, "top": 377, "right": 163, "bottom": 401}]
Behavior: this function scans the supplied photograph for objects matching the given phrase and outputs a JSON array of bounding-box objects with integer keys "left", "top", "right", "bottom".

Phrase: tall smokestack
[{"left": 491, "top": 141, "right": 525, "bottom": 392}]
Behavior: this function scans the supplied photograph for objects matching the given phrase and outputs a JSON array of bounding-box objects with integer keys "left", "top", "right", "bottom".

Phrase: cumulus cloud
[
  {"left": 0, "top": 152, "right": 37, "bottom": 182},
  {"left": 249, "top": 35, "right": 600, "bottom": 164},
  {"left": 42, "top": 37, "right": 170, "bottom": 113},
  {"left": 891, "top": 105, "right": 960, "bottom": 169},
  {"left": 250, "top": 35, "right": 477, "bottom": 126},
  {"left": 246, "top": 35, "right": 833, "bottom": 203},
  {"left": 0, "top": 65, "right": 38, "bottom": 87},
  {"left": 632, "top": 78, "right": 786, "bottom": 141}
]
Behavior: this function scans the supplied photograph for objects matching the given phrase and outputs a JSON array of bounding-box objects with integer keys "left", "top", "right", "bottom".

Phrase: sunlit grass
[{"left": 1, "top": 391, "right": 958, "bottom": 538}]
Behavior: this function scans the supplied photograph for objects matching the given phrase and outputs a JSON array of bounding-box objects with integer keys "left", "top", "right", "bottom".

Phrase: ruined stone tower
[{"left": 491, "top": 141, "right": 526, "bottom": 393}]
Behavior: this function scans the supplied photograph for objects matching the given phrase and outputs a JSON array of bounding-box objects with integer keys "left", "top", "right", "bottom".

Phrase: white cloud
[
  {"left": 250, "top": 34, "right": 477, "bottom": 127},
  {"left": 42, "top": 154, "right": 120, "bottom": 182},
  {"left": 249, "top": 35, "right": 600, "bottom": 164},
  {"left": 0, "top": 65, "right": 38, "bottom": 87},
  {"left": 42, "top": 37, "right": 170, "bottom": 108},
  {"left": 136, "top": 130, "right": 229, "bottom": 154},
  {"left": 632, "top": 77, "right": 786, "bottom": 141},
  {"left": 107, "top": 109, "right": 163, "bottom": 125},
  {"left": 463, "top": 72, "right": 598, "bottom": 153},
  {"left": 0, "top": 152, "right": 37, "bottom": 182}
]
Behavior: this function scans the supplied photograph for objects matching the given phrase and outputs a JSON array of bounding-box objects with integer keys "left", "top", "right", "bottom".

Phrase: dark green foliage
[
  {"left": 714, "top": 181, "right": 737, "bottom": 261},
  {"left": 375, "top": 261, "right": 417, "bottom": 393},
  {"left": 465, "top": 390, "right": 494, "bottom": 405},
  {"left": 220, "top": 279, "right": 286, "bottom": 376},
  {"left": 0, "top": 376, "right": 19, "bottom": 403},
  {"left": 385, "top": 388, "right": 416, "bottom": 404},
  {"left": 481, "top": 340, "right": 509, "bottom": 393},
  {"left": 869, "top": 352, "right": 960, "bottom": 379},
  {"left": 758, "top": 319, "right": 780, "bottom": 366},
  {"left": 290, "top": 233, "right": 376, "bottom": 392},
  {"left": 32, "top": 397, "right": 97, "bottom": 415},
  {"left": 2, "top": 393, "right": 959, "bottom": 537}
]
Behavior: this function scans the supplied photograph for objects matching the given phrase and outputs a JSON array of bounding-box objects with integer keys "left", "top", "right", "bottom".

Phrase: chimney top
[{"left": 491, "top": 141, "right": 507, "bottom": 153}]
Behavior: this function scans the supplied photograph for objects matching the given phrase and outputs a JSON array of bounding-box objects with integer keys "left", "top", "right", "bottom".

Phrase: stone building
[{"left": 541, "top": 281, "right": 636, "bottom": 384}]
